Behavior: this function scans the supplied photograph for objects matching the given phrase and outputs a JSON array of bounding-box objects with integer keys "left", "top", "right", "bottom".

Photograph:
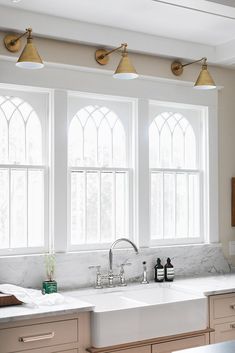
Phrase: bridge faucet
[{"left": 108, "top": 238, "right": 139, "bottom": 286}]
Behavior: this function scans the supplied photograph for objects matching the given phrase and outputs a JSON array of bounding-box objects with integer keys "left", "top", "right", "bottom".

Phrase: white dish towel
[{"left": 0, "top": 284, "right": 65, "bottom": 308}]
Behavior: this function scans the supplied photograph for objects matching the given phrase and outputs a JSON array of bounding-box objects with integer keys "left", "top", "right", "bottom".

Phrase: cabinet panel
[
  {"left": 109, "top": 346, "right": 151, "bottom": 353},
  {"left": 152, "top": 335, "right": 207, "bottom": 353},
  {"left": 211, "top": 294, "right": 235, "bottom": 320},
  {"left": 0, "top": 319, "right": 78, "bottom": 353},
  {"left": 210, "top": 322, "right": 235, "bottom": 344}
]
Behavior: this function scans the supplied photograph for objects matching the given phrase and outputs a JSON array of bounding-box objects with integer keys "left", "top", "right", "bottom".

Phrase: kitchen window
[
  {"left": 68, "top": 94, "right": 133, "bottom": 249},
  {"left": 0, "top": 89, "right": 49, "bottom": 255},
  {"left": 149, "top": 102, "right": 205, "bottom": 245}
]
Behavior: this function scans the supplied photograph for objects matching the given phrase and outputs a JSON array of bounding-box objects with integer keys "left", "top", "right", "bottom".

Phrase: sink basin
[{"left": 68, "top": 284, "right": 207, "bottom": 348}]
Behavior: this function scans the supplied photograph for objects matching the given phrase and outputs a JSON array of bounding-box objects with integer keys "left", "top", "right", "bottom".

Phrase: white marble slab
[
  {"left": 0, "top": 243, "right": 230, "bottom": 290},
  {"left": 0, "top": 296, "right": 93, "bottom": 324}
]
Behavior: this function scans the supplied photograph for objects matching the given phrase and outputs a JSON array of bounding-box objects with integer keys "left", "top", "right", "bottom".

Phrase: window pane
[
  {"left": 163, "top": 173, "right": 175, "bottom": 239},
  {"left": 26, "top": 113, "right": 42, "bottom": 165},
  {"left": 116, "top": 172, "right": 127, "bottom": 237},
  {"left": 151, "top": 172, "right": 163, "bottom": 239},
  {"left": 0, "top": 169, "right": 9, "bottom": 249},
  {"left": 28, "top": 170, "right": 44, "bottom": 246},
  {"left": 176, "top": 173, "right": 188, "bottom": 238},
  {"left": 189, "top": 174, "right": 200, "bottom": 237},
  {"left": 0, "top": 114, "right": 8, "bottom": 163},
  {"left": 9, "top": 114, "right": 25, "bottom": 164},
  {"left": 71, "top": 172, "right": 85, "bottom": 244},
  {"left": 68, "top": 118, "right": 83, "bottom": 167},
  {"left": 84, "top": 118, "right": 97, "bottom": 166},
  {"left": 98, "top": 119, "right": 112, "bottom": 167},
  {"left": 11, "top": 169, "right": 27, "bottom": 248},
  {"left": 86, "top": 172, "right": 99, "bottom": 243},
  {"left": 101, "top": 172, "right": 113, "bottom": 242},
  {"left": 113, "top": 120, "right": 126, "bottom": 167}
]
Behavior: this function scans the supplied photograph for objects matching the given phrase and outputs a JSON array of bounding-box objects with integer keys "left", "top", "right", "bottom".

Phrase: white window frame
[
  {"left": 148, "top": 101, "right": 206, "bottom": 245},
  {"left": 0, "top": 65, "right": 219, "bottom": 254},
  {"left": 0, "top": 86, "right": 51, "bottom": 256},
  {"left": 67, "top": 92, "right": 134, "bottom": 251}
]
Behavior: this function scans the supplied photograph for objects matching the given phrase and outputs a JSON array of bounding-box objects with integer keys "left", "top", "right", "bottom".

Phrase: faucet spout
[{"left": 109, "top": 238, "right": 139, "bottom": 272}]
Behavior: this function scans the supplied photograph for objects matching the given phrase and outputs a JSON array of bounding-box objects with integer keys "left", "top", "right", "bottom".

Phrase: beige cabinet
[
  {"left": 209, "top": 293, "right": 235, "bottom": 344},
  {"left": 0, "top": 312, "right": 90, "bottom": 353},
  {"left": 152, "top": 334, "right": 208, "bottom": 353},
  {"left": 110, "top": 346, "right": 151, "bottom": 353}
]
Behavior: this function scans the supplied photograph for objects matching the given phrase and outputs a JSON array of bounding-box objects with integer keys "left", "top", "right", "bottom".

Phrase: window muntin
[
  {"left": 68, "top": 102, "right": 130, "bottom": 247},
  {"left": 0, "top": 95, "right": 46, "bottom": 252},
  {"left": 149, "top": 108, "right": 201, "bottom": 243}
]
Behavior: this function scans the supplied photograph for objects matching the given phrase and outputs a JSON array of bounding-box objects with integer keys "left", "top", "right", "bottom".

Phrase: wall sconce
[
  {"left": 95, "top": 43, "right": 138, "bottom": 80},
  {"left": 4, "top": 28, "right": 44, "bottom": 69},
  {"left": 171, "top": 57, "right": 216, "bottom": 90}
]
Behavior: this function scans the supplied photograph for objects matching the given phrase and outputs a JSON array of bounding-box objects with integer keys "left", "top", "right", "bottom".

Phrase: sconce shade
[
  {"left": 194, "top": 64, "right": 216, "bottom": 90},
  {"left": 16, "top": 38, "right": 44, "bottom": 69},
  {"left": 113, "top": 53, "right": 138, "bottom": 80}
]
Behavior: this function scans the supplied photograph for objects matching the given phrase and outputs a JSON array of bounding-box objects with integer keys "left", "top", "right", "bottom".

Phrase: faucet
[
  {"left": 109, "top": 238, "right": 139, "bottom": 272},
  {"left": 108, "top": 238, "right": 139, "bottom": 287},
  {"left": 89, "top": 238, "right": 139, "bottom": 288}
]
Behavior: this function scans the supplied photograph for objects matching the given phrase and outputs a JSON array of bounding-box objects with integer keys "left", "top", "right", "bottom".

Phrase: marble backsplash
[{"left": 0, "top": 244, "right": 231, "bottom": 290}]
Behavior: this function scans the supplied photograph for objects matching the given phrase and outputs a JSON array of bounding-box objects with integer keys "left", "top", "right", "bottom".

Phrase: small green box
[{"left": 42, "top": 280, "right": 57, "bottom": 294}]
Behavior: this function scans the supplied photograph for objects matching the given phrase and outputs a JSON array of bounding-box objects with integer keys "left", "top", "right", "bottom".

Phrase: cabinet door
[
  {"left": 109, "top": 346, "right": 151, "bottom": 353},
  {"left": 152, "top": 335, "right": 208, "bottom": 353},
  {"left": 210, "top": 322, "right": 235, "bottom": 344}
]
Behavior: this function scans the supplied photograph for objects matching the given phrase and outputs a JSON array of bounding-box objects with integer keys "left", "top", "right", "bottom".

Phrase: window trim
[
  {"left": 0, "top": 88, "right": 51, "bottom": 255},
  {"left": 67, "top": 93, "right": 134, "bottom": 250}
]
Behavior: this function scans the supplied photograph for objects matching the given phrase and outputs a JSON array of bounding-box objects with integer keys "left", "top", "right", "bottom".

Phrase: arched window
[
  {"left": 0, "top": 96, "right": 45, "bottom": 251},
  {"left": 149, "top": 110, "right": 200, "bottom": 242},
  {"left": 68, "top": 103, "right": 129, "bottom": 246}
]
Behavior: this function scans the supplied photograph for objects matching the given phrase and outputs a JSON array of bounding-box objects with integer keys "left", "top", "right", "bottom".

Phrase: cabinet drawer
[
  {"left": 109, "top": 347, "right": 151, "bottom": 353},
  {"left": 211, "top": 322, "right": 235, "bottom": 343},
  {"left": 211, "top": 294, "right": 235, "bottom": 320},
  {"left": 0, "top": 319, "right": 78, "bottom": 353},
  {"left": 152, "top": 335, "right": 206, "bottom": 353}
]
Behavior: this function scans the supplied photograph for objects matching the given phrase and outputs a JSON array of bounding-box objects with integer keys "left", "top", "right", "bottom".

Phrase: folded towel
[{"left": 0, "top": 284, "right": 65, "bottom": 308}]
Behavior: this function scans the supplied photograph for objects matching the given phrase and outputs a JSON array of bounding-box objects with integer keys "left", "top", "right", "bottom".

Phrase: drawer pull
[
  {"left": 230, "top": 305, "right": 235, "bottom": 309},
  {"left": 230, "top": 324, "right": 235, "bottom": 329},
  {"left": 19, "top": 332, "right": 55, "bottom": 343}
]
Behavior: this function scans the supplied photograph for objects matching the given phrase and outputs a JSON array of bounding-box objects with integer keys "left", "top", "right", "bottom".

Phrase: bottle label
[
  {"left": 157, "top": 268, "right": 164, "bottom": 280},
  {"left": 166, "top": 268, "right": 174, "bottom": 279}
]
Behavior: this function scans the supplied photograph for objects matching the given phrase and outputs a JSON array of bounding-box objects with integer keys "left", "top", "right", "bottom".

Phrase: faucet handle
[{"left": 88, "top": 265, "right": 102, "bottom": 289}]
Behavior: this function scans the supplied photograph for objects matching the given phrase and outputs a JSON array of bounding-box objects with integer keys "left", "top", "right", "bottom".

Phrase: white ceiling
[{"left": 1, "top": 0, "right": 235, "bottom": 66}]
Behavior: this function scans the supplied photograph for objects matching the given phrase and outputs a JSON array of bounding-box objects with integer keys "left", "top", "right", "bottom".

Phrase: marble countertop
[
  {"left": 0, "top": 296, "right": 93, "bottom": 324},
  {"left": 1, "top": 273, "right": 235, "bottom": 324},
  {"left": 172, "top": 273, "right": 235, "bottom": 296}
]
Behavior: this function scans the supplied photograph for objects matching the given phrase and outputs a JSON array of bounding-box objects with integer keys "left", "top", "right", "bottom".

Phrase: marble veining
[{"left": 0, "top": 243, "right": 230, "bottom": 289}]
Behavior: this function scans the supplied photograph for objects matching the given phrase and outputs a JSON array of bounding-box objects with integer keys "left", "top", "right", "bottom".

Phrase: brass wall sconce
[
  {"left": 95, "top": 43, "right": 138, "bottom": 80},
  {"left": 4, "top": 28, "right": 44, "bottom": 69},
  {"left": 171, "top": 57, "right": 216, "bottom": 90}
]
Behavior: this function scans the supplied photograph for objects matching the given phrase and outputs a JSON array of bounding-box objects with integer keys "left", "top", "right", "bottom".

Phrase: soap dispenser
[
  {"left": 154, "top": 258, "right": 164, "bottom": 282},
  {"left": 164, "top": 257, "right": 175, "bottom": 282}
]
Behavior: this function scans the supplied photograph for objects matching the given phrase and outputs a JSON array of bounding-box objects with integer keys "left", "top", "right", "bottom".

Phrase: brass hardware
[
  {"left": 230, "top": 324, "right": 235, "bottom": 329},
  {"left": 230, "top": 304, "right": 235, "bottom": 309},
  {"left": 4, "top": 34, "right": 21, "bottom": 52},
  {"left": 95, "top": 49, "right": 109, "bottom": 65},
  {"left": 171, "top": 57, "right": 216, "bottom": 89},
  {"left": 95, "top": 43, "right": 138, "bottom": 80},
  {"left": 19, "top": 332, "right": 54, "bottom": 343},
  {"left": 4, "top": 28, "right": 44, "bottom": 69},
  {"left": 171, "top": 61, "right": 183, "bottom": 76}
]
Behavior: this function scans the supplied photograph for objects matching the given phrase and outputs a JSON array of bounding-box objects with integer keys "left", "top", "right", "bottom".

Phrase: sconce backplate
[
  {"left": 4, "top": 35, "right": 21, "bottom": 53},
  {"left": 171, "top": 61, "right": 184, "bottom": 76},
  {"left": 95, "top": 49, "right": 109, "bottom": 65}
]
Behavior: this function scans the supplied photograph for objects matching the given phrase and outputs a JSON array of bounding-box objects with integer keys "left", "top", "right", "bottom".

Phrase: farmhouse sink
[{"left": 67, "top": 284, "right": 207, "bottom": 348}]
